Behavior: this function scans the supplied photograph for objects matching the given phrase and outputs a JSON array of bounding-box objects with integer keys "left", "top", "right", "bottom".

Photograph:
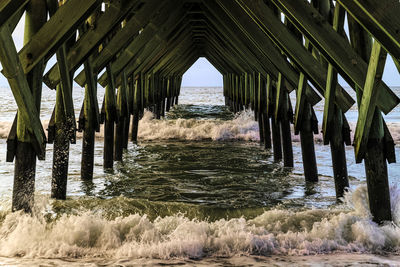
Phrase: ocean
[{"left": 0, "top": 86, "right": 399, "bottom": 266}]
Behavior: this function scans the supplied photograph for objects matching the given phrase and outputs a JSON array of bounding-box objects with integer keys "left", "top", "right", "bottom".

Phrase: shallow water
[{"left": 0, "top": 87, "right": 399, "bottom": 265}]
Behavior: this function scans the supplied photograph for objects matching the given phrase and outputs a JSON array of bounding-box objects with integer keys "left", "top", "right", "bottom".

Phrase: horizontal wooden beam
[
  {"left": 43, "top": 0, "right": 141, "bottom": 89},
  {"left": 234, "top": 0, "right": 353, "bottom": 112},
  {"left": 14, "top": 0, "right": 102, "bottom": 75},
  {"left": 215, "top": 0, "right": 321, "bottom": 107},
  {"left": 271, "top": 0, "right": 399, "bottom": 114},
  {"left": 71, "top": 0, "right": 164, "bottom": 88},
  {"left": 338, "top": 0, "right": 400, "bottom": 62},
  {"left": 0, "top": 0, "right": 29, "bottom": 28},
  {"left": 96, "top": 1, "right": 187, "bottom": 87}
]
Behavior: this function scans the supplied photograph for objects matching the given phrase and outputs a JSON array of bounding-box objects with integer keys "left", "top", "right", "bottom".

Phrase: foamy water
[
  {"left": 0, "top": 186, "right": 399, "bottom": 262},
  {"left": 0, "top": 86, "right": 399, "bottom": 265},
  {"left": 138, "top": 110, "right": 259, "bottom": 141}
]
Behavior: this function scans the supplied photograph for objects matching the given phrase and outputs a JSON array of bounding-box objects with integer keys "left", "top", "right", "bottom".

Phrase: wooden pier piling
[
  {"left": 103, "top": 64, "right": 116, "bottom": 169},
  {"left": 3, "top": 0, "right": 47, "bottom": 211},
  {"left": 81, "top": 56, "right": 99, "bottom": 180}
]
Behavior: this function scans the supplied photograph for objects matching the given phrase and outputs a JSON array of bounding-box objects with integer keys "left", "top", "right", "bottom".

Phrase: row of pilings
[{"left": 0, "top": 0, "right": 398, "bottom": 226}]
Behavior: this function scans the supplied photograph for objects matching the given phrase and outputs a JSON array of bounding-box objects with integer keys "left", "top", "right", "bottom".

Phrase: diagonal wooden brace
[{"left": 0, "top": 25, "right": 46, "bottom": 160}]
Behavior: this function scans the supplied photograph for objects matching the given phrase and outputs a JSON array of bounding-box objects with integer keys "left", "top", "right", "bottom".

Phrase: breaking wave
[
  {"left": 0, "top": 185, "right": 399, "bottom": 259},
  {"left": 138, "top": 110, "right": 259, "bottom": 141},
  {"left": 0, "top": 109, "right": 399, "bottom": 144}
]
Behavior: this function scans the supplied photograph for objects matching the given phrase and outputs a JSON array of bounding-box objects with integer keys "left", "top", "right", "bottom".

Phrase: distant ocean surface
[{"left": 0, "top": 86, "right": 399, "bottom": 266}]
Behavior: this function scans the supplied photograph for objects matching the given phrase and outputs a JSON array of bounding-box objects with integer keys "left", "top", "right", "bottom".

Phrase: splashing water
[
  {"left": 0, "top": 186, "right": 399, "bottom": 261},
  {"left": 138, "top": 109, "right": 260, "bottom": 141}
]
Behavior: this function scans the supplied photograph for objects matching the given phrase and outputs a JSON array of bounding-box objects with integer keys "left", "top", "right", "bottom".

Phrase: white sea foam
[
  {"left": 138, "top": 110, "right": 260, "bottom": 141},
  {"left": 0, "top": 108, "right": 400, "bottom": 144},
  {"left": 0, "top": 185, "right": 399, "bottom": 259}
]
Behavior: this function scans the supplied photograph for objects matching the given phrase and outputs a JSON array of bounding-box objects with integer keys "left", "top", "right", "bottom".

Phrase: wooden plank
[
  {"left": 274, "top": 73, "right": 283, "bottom": 121},
  {"left": 0, "top": 25, "right": 46, "bottom": 159},
  {"left": 214, "top": 0, "right": 322, "bottom": 108},
  {"left": 13, "top": 0, "right": 101, "bottom": 75},
  {"left": 56, "top": 43, "right": 76, "bottom": 143},
  {"left": 0, "top": 0, "right": 29, "bottom": 28},
  {"left": 83, "top": 56, "right": 100, "bottom": 132},
  {"left": 295, "top": 72, "right": 307, "bottom": 135},
  {"left": 43, "top": 0, "right": 143, "bottom": 89},
  {"left": 93, "top": 0, "right": 185, "bottom": 87},
  {"left": 322, "top": 4, "right": 345, "bottom": 145},
  {"left": 270, "top": 0, "right": 399, "bottom": 114},
  {"left": 202, "top": 2, "right": 278, "bottom": 75},
  {"left": 234, "top": 0, "right": 355, "bottom": 112},
  {"left": 338, "top": 0, "right": 400, "bottom": 62},
  {"left": 108, "top": 19, "right": 191, "bottom": 88},
  {"left": 266, "top": 74, "right": 272, "bottom": 117},
  {"left": 72, "top": 0, "right": 163, "bottom": 87},
  {"left": 354, "top": 41, "right": 387, "bottom": 163}
]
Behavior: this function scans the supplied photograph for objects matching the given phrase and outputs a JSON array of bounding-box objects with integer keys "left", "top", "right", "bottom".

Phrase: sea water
[{"left": 0, "top": 86, "right": 399, "bottom": 266}]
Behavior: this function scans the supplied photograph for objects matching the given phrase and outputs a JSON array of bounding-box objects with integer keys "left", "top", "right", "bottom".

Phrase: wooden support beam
[
  {"left": 104, "top": 63, "right": 116, "bottom": 169},
  {"left": 95, "top": 0, "right": 186, "bottom": 88},
  {"left": 81, "top": 55, "right": 99, "bottom": 181},
  {"left": 6, "top": 0, "right": 47, "bottom": 213},
  {"left": 43, "top": 0, "right": 142, "bottom": 89},
  {"left": 0, "top": 22, "right": 46, "bottom": 160},
  {"left": 12, "top": 0, "right": 101, "bottom": 76},
  {"left": 50, "top": 0, "right": 77, "bottom": 199},
  {"left": 270, "top": 0, "right": 399, "bottom": 114},
  {"left": 322, "top": 4, "right": 345, "bottom": 144},
  {"left": 317, "top": 1, "right": 349, "bottom": 200},
  {"left": 354, "top": 41, "right": 387, "bottom": 163},
  {"left": 131, "top": 76, "right": 141, "bottom": 143},
  {"left": 215, "top": 0, "right": 322, "bottom": 108},
  {"left": 233, "top": 0, "right": 354, "bottom": 113},
  {"left": 51, "top": 84, "right": 70, "bottom": 199},
  {"left": 349, "top": 18, "right": 392, "bottom": 224},
  {"left": 338, "top": 0, "right": 400, "bottom": 62},
  {"left": 294, "top": 39, "right": 313, "bottom": 135},
  {"left": 0, "top": 0, "right": 29, "bottom": 28},
  {"left": 56, "top": 43, "right": 76, "bottom": 142},
  {"left": 278, "top": 75, "right": 294, "bottom": 167},
  {"left": 71, "top": 0, "right": 164, "bottom": 88}
]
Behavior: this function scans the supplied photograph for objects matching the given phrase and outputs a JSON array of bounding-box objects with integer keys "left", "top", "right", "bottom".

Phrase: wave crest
[
  {"left": 138, "top": 110, "right": 259, "bottom": 141},
  {"left": 0, "top": 186, "right": 399, "bottom": 259}
]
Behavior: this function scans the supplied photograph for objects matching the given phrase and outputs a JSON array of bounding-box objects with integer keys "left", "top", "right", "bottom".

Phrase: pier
[{"left": 0, "top": 0, "right": 399, "bottom": 224}]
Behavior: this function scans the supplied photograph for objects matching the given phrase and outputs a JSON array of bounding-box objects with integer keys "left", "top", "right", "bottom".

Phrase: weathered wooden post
[
  {"left": 131, "top": 75, "right": 141, "bottom": 143},
  {"left": 271, "top": 83, "right": 282, "bottom": 161},
  {"left": 122, "top": 72, "right": 131, "bottom": 149},
  {"left": 81, "top": 56, "right": 99, "bottom": 180},
  {"left": 348, "top": 17, "right": 392, "bottom": 223},
  {"left": 114, "top": 69, "right": 129, "bottom": 160},
  {"left": 49, "top": 0, "right": 77, "bottom": 199},
  {"left": 262, "top": 74, "right": 272, "bottom": 149},
  {"left": 275, "top": 74, "right": 293, "bottom": 167},
  {"left": 321, "top": 3, "right": 349, "bottom": 200},
  {"left": 166, "top": 77, "right": 172, "bottom": 112},
  {"left": 3, "top": 0, "right": 47, "bottom": 211},
  {"left": 296, "top": 58, "right": 319, "bottom": 182},
  {"left": 104, "top": 63, "right": 116, "bottom": 169},
  {"left": 256, "top": 73, "right": 264, "bottom": 144}
]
